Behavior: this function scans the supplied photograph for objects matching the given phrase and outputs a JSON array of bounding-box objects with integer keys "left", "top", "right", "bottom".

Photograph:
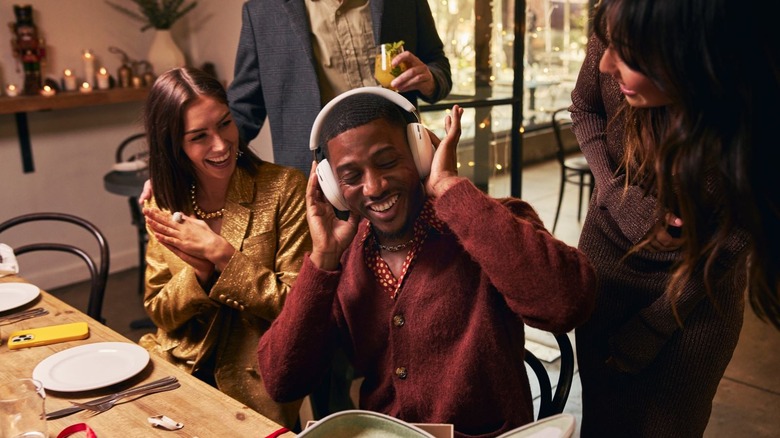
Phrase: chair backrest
[
  {"left": 550, "top": 108, "right": 573, "bottom": 164},
  {"left": 116, "top": 133, "right": 148, "bottom": 163},
  {"left": 524, "top": 333, "right": 575, "bottom": 419},
  {"left": 0, "top": 212, "right": 110, "bottom": 324}
]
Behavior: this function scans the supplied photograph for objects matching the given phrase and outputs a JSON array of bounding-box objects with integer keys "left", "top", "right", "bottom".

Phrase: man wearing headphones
[{"left": 257, "top": 88, "right": 597, "bottom": 437}]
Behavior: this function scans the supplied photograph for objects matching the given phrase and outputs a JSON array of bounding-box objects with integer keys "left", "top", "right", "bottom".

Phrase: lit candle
[
  {"left": 79, "top": 81, "right": 92, "bottom": 93},
  {"left": 5, "top": 84, "right": 19, "bottom": 97},
  {"left": 97, "top": 67, "right": 110, "bottom": 90},
  {"left": 40, "top": 85, "right": 56, "bottom": 97},
  {"left": 62, "top": 69, "right": 77, "bottom": 91},
  {"left": 131, "top": 76, "right": 142, "bottom": 89},
  {"left": 82, "top": 49, "right": 95, "bottom": 87}
]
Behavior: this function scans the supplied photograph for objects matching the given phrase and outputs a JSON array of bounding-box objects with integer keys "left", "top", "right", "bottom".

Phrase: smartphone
[{"left": 7, "top": 322, "right": 89, "bottom": 349}]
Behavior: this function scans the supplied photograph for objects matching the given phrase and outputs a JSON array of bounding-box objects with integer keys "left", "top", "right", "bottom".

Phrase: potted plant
[
  {"left": 106, "top": 0, "right": 198, "bottom": 74},
  {"left": 106, "top": 0, "right": 198, "bottom": 31}
]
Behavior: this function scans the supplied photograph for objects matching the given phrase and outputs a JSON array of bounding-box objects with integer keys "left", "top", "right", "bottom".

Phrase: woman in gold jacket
[{"left": 138, "top": 68, "right": 311, "bottom": 428}]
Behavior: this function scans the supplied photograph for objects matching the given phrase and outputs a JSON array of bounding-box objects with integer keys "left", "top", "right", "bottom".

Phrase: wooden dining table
[{"left": 0, "top": 275, "right": 295, "bottom": 437}]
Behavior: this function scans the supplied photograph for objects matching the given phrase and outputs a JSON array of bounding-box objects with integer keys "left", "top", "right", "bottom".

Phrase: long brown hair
[
  {"left": 594, "top": 0, "right": 780, "bottom": 328},
  {"left": 144, "top": 67, "right": 259, "bottom": 213}
]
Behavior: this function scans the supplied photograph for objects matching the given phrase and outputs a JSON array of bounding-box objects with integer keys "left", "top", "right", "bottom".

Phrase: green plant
[{"left": 106, "top": 0, "right": 198, "bottom": 31}]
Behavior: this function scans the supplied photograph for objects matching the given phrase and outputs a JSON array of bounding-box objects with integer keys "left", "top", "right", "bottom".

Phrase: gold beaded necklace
[{"left": 190, "top": 183, "right": 225, "bottom": 220}]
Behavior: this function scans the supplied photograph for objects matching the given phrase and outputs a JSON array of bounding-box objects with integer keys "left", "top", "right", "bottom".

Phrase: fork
[
  {"left": 0, "top": 307, "right": 48, "bottom": 325},
  {"left": 46, "top": 376, "right": 179, "bottom": 420},
  {"left": 71, "top": 380, "right": 181, "bottom": 414}
]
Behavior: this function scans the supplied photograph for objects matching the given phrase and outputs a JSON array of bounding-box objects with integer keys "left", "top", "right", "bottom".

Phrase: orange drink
[{"left": 375, "top": 41, "right": 406, "bottom": 90}]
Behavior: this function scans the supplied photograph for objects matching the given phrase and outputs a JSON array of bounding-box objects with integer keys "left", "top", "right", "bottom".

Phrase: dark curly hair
[{"left": 316, "top": 92, "right": 414, "bottom": 159}]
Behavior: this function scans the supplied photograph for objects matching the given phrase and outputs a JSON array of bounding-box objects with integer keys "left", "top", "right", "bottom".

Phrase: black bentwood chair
[
  {"left": 524, "top": 333, "right": 575, "bottom": 419},
  {"left": 103, "top": 133, "right": 149, "bottom": 298},
  {"left": 0, "top": 212, "right": 110, "bottom": 323}
]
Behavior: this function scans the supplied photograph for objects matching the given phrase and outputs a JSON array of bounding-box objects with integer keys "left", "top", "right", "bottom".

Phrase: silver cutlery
[
  {"left": 0, "top": 307, "right": 48, "bottom": 325},
  {"left": 45, "top": 376, "right": 178, "bottom": 420},
  {"left": 72, "top": 381, "right": 181, "bottom": 415}
]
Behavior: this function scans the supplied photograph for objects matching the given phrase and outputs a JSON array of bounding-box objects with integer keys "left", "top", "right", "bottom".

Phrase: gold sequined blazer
[{"left": 139, "top": 162, "right": 311, "bottom": 427}]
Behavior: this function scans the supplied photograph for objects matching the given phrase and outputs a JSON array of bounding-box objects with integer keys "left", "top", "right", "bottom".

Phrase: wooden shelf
[
  {"left": 2, "top": 87, "right": 149, "bottom": 173},
  {"left": 0, "top": 87, "right": 148, "bottom": 115}
]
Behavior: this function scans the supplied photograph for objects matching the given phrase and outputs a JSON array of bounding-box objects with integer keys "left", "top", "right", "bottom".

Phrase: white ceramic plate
[
  {"left": 0, "top": 282, "right": 40, "bottom": 312},
  {"left": 33, "top": 342, "right": 150, "bottom": 391}
]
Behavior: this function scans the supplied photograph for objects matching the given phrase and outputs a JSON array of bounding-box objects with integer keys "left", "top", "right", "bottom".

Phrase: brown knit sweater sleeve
[
  {"left": 609, "top": 224, "right": 750, "bottom": 373},
  {"left": 569, "top": 35, "right": 658, "bottom": 245}
]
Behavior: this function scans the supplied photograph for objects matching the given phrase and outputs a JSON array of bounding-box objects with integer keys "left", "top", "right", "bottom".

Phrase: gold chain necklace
[
  {"left": 190, "top": 183, "right": 225, "bottom": 220},
  {"left": 377, "top": 238, "right": 415, "bottom": 252}
]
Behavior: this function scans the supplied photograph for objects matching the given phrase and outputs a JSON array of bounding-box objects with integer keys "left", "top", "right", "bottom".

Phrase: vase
[{"left": 147, "top": 30, "right": 185, "bottom": 75}]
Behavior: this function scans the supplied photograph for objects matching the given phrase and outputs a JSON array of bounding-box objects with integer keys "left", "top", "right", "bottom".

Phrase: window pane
[
  {"left": 427, "top": 0, "right": 589, "bottom": 124},
  {"left": 425, "top": 1, "right": 589, "bottom": 196}
]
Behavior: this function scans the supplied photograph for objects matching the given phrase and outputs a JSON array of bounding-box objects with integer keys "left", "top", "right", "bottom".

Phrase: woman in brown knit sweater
[
  {"left": 587, "top": 0, "right": 780, "bottom": 327},
  {"left": 570, "top": 35, "right": 751, "bottom": 436}
]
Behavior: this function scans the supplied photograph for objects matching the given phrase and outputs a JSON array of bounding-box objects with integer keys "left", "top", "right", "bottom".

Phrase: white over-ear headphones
[{"left": 308, "top": 87, "right": 434, "bottom": 212}]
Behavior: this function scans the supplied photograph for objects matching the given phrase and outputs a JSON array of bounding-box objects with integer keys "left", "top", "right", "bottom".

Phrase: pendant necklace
[{"left": 377, "top": 238, "right": 415, "bottom": 252}]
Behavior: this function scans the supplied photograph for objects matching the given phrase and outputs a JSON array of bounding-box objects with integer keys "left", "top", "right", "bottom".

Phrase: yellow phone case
[{"left": 7, "top": 322, "right": 90, "bottom": 349}]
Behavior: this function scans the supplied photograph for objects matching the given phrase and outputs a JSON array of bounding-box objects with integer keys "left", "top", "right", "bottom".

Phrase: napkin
[{"left": 0, "top": 243, "right": 19, "bottom": 277}]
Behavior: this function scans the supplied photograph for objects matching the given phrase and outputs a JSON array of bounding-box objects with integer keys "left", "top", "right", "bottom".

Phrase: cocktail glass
[{"left": 374, "top": 42, "right": 407, "bottom": 90}]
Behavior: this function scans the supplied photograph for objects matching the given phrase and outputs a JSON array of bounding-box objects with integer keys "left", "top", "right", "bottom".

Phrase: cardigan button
[
  {"left": 395, "top": 367, "right": 408, "bottom": 379},
  {"left": 392, "top": 314, "right": 405, "bottom": 327}
]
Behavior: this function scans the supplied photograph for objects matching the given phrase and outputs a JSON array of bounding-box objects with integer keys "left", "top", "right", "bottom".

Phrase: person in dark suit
[{"left": 227, "top": 0, "right": 452, "bottom": 175}]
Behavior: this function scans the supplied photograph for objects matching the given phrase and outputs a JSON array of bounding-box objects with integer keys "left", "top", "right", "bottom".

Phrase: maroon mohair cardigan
[{"left": 258, "top": 179, "right": 596, "bottom": 437}]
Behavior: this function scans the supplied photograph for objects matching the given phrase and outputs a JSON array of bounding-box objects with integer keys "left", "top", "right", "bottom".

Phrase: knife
[{"left": 45, "top": 376, "right": 177, "bottom": 420}]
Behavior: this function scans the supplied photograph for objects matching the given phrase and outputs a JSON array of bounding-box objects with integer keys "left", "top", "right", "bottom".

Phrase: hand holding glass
[{"left": 375, "top": 42, "right": 407, "bottom": 91}]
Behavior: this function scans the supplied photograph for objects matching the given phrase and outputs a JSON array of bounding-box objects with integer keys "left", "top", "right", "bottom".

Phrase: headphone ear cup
[
  {"left": 315, "top": 159, "right": 350, "bottom": 212},
  {"left": 407, "top": 122, "right": 434, "bottom": 179}
]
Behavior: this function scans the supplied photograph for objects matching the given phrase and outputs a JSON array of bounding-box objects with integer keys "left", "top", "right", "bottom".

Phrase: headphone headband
[{"left": 308, "top": 86, "right": 419, "bottom": 152}]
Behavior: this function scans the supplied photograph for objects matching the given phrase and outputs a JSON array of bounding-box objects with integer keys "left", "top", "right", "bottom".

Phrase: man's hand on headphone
[
  {"left": 306, "top": 161, "right": 360, "bottom": 271},
  {"left": 425, "top": 105, "right": 464, "bottom": 198}
]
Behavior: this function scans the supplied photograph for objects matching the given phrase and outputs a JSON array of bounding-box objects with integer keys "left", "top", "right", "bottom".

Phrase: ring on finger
[{"left": 172, "top": 212, "right": 184, "bottom": 223}]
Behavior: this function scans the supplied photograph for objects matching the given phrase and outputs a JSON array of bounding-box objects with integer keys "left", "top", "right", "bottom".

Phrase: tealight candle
[
  {"left": 82, "top": 49, "right": 95, "bottom": 87},
  {"left": 62, "top": 68, "right": 77, "bottom": 91},
  {"left": 5, "top": 84, "right": 19, "bottom": 97},
  {"left": 97, "top": 67, "right": 110, "bottom": 90},
  {"left": 79, "top": 81, "right": 92, "bottom": 93},
  {"left": 40, "top": 85, "right": 56, "bottom": 97}
]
